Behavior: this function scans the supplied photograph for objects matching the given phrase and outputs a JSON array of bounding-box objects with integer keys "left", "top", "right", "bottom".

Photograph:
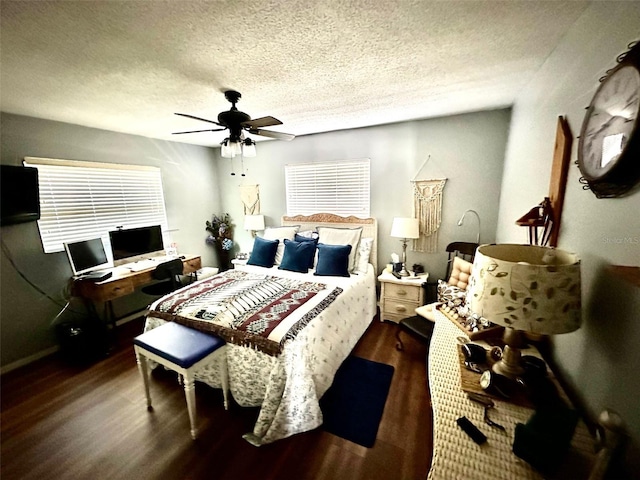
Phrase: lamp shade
[
  {"left": 220, "top": 140, "right": 232, "bottom": 158},
  {"left": 231, "top": 140, "right": 242, "bottom": 156},
  {"left": 390, "top": 217, "right": 419, "bottom": 239},
  {"left": 466, "top": 244, "right": 581, "bottom": 335},
  {"left": 243, "top": 138, "right": 257, "bottom": 157},
  {"left": 244, "top": 214, "right": 265, "bottom": 232},
  {"left": 220, "top": 138, "right": 243, "bottom": 158}
]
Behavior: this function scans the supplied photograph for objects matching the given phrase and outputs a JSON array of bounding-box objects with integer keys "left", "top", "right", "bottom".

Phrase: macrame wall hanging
[
  {"left": 239, "top": 184, "right": 260, "bottom": 214},
  {"left": 411, "top": 156, "right": 447, "bottom": 253}
]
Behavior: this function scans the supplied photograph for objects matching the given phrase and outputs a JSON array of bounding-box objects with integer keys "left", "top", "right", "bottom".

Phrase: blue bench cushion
[{"left": 134, "top": 322, "right": 225, "bottom": 369}]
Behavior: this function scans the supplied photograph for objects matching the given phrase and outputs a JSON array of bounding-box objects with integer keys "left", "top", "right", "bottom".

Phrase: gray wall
[
  {"left": 216, "top": 109, "right": 510, "bottom": 281},
  {"left": 0, "top": 113, "right": 222, "bottom": 367},
  {"left": 496, "top": 2, "right": 640, "bottom": 465}
]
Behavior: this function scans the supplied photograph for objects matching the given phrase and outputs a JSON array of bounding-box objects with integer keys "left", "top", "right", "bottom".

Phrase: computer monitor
[
  {"left": 64, "top": 238, "right": 111, "bottom": 276},
  {"left": 108, "top": 225, "right": 164, "bottom": 263}
]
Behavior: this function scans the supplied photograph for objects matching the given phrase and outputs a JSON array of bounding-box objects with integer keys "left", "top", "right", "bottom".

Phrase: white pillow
[
  {"left": 316, "top": 226, "right": 363, "bottom": 273},
  {"left": 263, "top": 226, "right": 299, "bottom": 265},
  {"left": 296, "top": 229, "right": 318, "bottom": 239},
  {"left": 354, "top": 237, "right": 373, "bottom": 275}
]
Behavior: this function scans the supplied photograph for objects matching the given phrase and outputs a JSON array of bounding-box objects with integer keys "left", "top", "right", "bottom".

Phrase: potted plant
[{"left": 205, "top": 213, "right": 234, "bottom": 270}]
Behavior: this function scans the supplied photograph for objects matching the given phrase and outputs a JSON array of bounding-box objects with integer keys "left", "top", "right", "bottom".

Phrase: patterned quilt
[
  {"left": 148, "top": 270, "right": 343, "bottom": 356},
  {"left": 144, "top": 264, "right": 377, "bottom": 445}
]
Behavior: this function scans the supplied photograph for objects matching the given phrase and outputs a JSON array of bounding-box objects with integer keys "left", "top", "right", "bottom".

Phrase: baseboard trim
[
  {"left": 1, "top": 345, "right": 60, "bottom": 375},
  {"left": 0, "top": 310, "right": 147, "bottom": 375}
]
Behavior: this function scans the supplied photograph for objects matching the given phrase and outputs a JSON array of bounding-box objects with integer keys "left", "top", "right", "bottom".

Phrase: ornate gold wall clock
[{"left": 578, "top": 41, "right": 640, "bottom": 198}]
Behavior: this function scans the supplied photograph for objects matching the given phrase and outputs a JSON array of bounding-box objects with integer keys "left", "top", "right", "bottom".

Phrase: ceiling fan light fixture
[
  {"left": 243, "top": 138, "right": 257, "bottom": 157},
  {"left": 231, "top": 140, "right": 242, "bottom": 156},
  {"left": 220, "top": 138, "right": 233, "bottom": 158},
  {"left": 220, "top": 137, "right": 244, "bottom": 158}
]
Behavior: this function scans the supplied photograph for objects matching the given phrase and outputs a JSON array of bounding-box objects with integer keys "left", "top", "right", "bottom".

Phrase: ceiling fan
[{"left": 173, "top": 90, "right": 295, "bottom": 144}]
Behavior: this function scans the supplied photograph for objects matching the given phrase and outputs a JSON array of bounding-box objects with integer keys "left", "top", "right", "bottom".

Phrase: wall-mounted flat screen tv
[
  {"left": 1, "top": 165, "right": 41, "bottom": 226},
  {"left": 108, "top": 225, "right": 164, "bottom": 262},
  {"left": 64, "top": 237, "right": 112, "bottom": 276}
]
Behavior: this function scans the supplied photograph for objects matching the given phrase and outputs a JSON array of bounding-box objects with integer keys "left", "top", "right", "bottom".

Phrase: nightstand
[
  {"left": 231, "top": 258, "right": 248, "bottom": 269},
  {"left": 378, "top": 271, "right": 428, "bottom": 323}
]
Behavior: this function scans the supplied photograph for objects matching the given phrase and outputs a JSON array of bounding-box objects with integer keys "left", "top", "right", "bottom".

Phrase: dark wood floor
[{"left": 1, "top": 316, "right": 432, "bottom": 480}]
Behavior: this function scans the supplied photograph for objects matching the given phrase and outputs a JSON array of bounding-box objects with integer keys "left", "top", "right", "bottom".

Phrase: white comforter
[{"left": 143, "top": 263, "right": 377, "bottom": 445}]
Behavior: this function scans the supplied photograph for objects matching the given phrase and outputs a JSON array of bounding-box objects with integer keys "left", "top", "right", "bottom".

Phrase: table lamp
[
  {"left": 244, "top": 214, "right": 265, "bottom": 238},
  {"left": 390, "top": 217, "right": 420, "bottom": 277},
  {"left": 466, "top": 244, "right": 581, "bottom": 380}
]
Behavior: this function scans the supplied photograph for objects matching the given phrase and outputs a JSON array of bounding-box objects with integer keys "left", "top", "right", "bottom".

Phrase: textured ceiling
[{"left": 1, "top": 1, "right": 589, "bottom": 147}]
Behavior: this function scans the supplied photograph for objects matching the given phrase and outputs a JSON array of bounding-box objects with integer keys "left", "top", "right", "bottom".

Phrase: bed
[{"left": 143, "top": 213, "right": 378, "bottom": 445}]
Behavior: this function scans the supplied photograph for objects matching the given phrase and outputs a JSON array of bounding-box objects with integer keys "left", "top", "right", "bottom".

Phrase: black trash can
[{"left": 55, "top": 319, "right": 107, "bottom": 364}]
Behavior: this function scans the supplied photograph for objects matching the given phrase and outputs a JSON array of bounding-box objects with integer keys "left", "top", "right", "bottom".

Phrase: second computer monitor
[{"left": 109, "top": 225, "right": 164, "bottom": 263}]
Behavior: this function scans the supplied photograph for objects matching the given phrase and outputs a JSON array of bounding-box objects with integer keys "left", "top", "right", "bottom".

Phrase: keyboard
[
  {"left": 128, "top": 259, "right": 158, "bottom": 272},
  {"left": 151, "top": 255, "right": 174, "bottom": 263}
]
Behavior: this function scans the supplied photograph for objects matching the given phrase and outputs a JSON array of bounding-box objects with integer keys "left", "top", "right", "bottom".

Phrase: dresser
[
  {"left": 377, "top": 271, "right": 428, "bottom": 323},
  {"left": 426, "top": 309, "right": 596, "bottom": 479}
]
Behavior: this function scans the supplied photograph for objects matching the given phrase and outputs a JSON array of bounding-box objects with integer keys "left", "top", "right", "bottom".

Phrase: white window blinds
[
  {"left": 23, "top": 157, "right": 169, "bottom": 254},
  {"left": 285, "top": 159, "right": 370, "bottom": 217}
]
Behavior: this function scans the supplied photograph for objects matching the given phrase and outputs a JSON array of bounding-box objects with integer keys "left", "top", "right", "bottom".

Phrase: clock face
[{"left": 579, "top": 65, "right": 640, "bottom": 181}]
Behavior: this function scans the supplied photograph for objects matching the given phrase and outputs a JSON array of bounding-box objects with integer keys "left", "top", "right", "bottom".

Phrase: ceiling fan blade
[
  {"left": 242, "top": 116, "right": 283, "bottom": 128},
  {"left": 172, "top": 128, "right": 226, "bottom": 135},
  {"left": 174, "top": 113, "right": 223, "bottom": 126},
  {"left": 248, "top": 128, "right": 295, "bottom": 141}
]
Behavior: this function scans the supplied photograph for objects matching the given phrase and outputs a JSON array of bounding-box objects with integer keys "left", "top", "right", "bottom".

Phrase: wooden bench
[{"left": 133, "top": 322, "right": 229, "bottom": 439}]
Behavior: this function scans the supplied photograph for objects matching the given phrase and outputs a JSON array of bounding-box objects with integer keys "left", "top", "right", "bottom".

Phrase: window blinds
[
  {"left": 24, "top": 157, "right": 169, "bottom": 254},
  {"left": 285, "top": 159, "right": 370, "bottom": 217}
]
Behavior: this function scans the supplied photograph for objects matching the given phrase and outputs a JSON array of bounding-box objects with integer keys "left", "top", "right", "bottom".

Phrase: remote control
[{"left": 456, "top": 416, "right": 487, "bottom": 444}]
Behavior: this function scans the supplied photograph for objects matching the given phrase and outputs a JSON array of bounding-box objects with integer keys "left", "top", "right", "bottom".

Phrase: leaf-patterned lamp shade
[{"left": 466, "top": 244, "right": 581, "bottom": 335}]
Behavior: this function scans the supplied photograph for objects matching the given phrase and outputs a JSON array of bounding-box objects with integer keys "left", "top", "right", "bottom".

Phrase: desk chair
[
  {"left": 395, "top": 243, "right": 477, "bottom": 351},
  {"left": 141, "top": 258, "right": 184, "bottom": 296}
]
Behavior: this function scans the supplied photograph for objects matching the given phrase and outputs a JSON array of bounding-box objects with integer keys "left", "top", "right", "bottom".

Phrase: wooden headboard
[{"left": 281, "top": 213, "right": 378, "bottom": 273}]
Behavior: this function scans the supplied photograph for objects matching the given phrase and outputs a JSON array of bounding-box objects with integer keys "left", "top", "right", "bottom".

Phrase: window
[
  {"left": 285, "top": 159, "right": 370, "bottom": 217},
  {"left": 23, "top": 157, "right": 169, "bottom": 254}
]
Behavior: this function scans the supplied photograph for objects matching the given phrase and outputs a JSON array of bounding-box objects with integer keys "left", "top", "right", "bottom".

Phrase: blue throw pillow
[
  {"left": 294, "top": 234, "right": 319, "bottom": 268},
  {"left": 247, "top": 237, "right": 279, "bottom": 268},
  {"left": 314, "top": 243, "right": 352, "bottom": 277},
  {"left": 279, "top": 239, "right": 316, "bottom": 273}
]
